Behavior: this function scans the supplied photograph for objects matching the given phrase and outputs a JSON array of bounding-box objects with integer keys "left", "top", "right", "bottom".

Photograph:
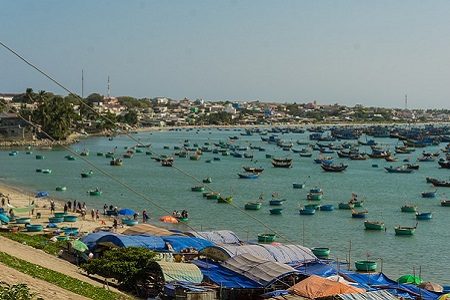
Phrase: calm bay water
[{"left": 1, "top": 128, "right": 449, "bottom": 284}]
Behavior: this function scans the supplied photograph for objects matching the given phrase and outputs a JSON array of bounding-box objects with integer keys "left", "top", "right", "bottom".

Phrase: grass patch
[
  {"left": 0, "top": 252, "right": 129, "bottom": 300},
  {"left": 0, "top": 232, "right": 66, "bottom": 256}
]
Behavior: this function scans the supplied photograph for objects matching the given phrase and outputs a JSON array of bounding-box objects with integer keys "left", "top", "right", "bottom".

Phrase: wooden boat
[
  {"left": 384, "top": 166, "right": 413, "bottom": 173},
  {"left": 35, "top": 154, "right": 45, "bottom": 160},
  {"left": 205, "top": 192, "right": 220, "bottom": 200},
  {"left": 307, "top": 193, "right": 323, "bottom": 201},
  {"left": 292, "top": 183, "right": 306, "bottom": 189},
  {"left": 80, "top": 150, "right": 89, "bottom": 156},
  {"left": 364, "top": 220, "right": 385, "bottom": 230},
  {"left": 238, "top": 172, "right": 259, "bottom": 179},
  {"left": 257, "top": 233, "right": 276, "bottom": 243},
  {"left": 96, "top": 152, "right": 104, "bottom": 156},
  {"left": 350, "top": 154, "right": 368, "bottom": 160},
  {"left": 384, "top": 155, "right": 397, "bottom": 162},
  {"left": 161, "top": 159, "right": 173, "bottom": 167},
  {"left": 213, "top": 157, "right": 221, "bottom": 161},
  {"left": 242, "top": 166, "right": 264, "bottom": 173},
  {"left": 405, "top": 163, "right": 419, "bottom": 170},
  {"left": 321, "top": 163, "right": 348, "bottom": 172},
  {"left": 88, "top": 188, "right": 102, "bottom": 196},
  {"left": 110, "top": 158, "right": 123, "bottom": 166},
  {"left": 299, "top": 208, "right": 316, "bottom": 215},
  {"left": 55, "top": 186, "right": 67, "bottom": 192},
  {"left": 105, "top": 152, "right": 115, "bottom": 158},
  {"left": 41, "top": 169, "right": 52, "bottom": 174},
  {"left": 431, "top": 179, "right": 450, "bottom": 187},
  {"left": 311, "top": 247, "right": 330, "bottom": 258},
  {"left": 191, "top": 186, "right": 205, "bottom": 192},
  {"left": 271, "top": 157, "right": 293, "bottom": 168},
  {"left": 319, "top": 204, "right": 334, "bottom": 211},
  {"left": 421, "top": 191, "right": 436, "bottom": 198},
  {"left": 338, "top": 202, "right": 355, "bottom": 210},
  {"left": 269, "top": 198, "right": 286, "bottom": 206},
  {"left": 417, "top": 156, "right": 435, "bottom": 162},
  {"left": 190, "top": 154, "right": 201, "bottom": 161},
  {"left": 65, "top": 155, "right": 76, "bottom": 160},
  {"left": 269, "top": 208, "right": 283, "bottom": 215},
  {"left": 305, "top": 203, "right": 320, "bottom": 210},
  {"left": 352, "top": 209, "right": 368, "bottom": 218},
  {"left": 355, "top": 260, "right": 377, "bottom": 272},
  {"left": 401, "top": 205, "right": 417, "bottom": 213},
  {"left": 217, "top": 196, "right": 233, "bottom": 204},
  {"left": 244, "top": 202, "right": 262, "bottom": 210},
  {"left": 81, "top": 170, "right": 94, "bottom": 178},
  {"left": 395, "top": 224, "right": 417, "bottom": 236},
  {"left": 438, "top": 160, "right": 450, "bottom": 169},
  {"left": 416, "top": 212, "right": 432, "bottom": 220},
  {"left": 350, "top": 200, "right": 364, "bottom": 207},
  {"left": 123, "top": 152, "right": 134, "bottom": 159},
  {"left": 203, "top": 177, "right": 212, "bottom": 183},
  {"left": 441, "top": 200, "right": 450, "bottom": 207}
]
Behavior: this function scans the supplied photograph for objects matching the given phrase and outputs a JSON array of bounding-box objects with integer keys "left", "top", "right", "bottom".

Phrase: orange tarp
[
  {"left": 289, "top": 275, "right": 365, "bottom": 299},
  {"left": 159, "top": 215, "right": 179, "bottom": 223}
]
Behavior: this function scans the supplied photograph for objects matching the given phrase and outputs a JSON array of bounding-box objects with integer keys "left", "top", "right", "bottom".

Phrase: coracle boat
[
  {"left": 311, "top": 247, "right": 330, "bottom": 258},
  {"left": 321, "top": 163, "right": 348, "bottom": 172},
  {"left": 257, "top": 233, "right": 276, "bottom": 243},
  {"left": 15, "top": 217, "right": 31, "bottom": 224},
  {"left": 242, "top": 166, "right": 264, "bottom": 173},
  {"left": 81, "top": 170, "right": 94, "bottom": 178},
  {"left": 395, "top": 224, "right": 417, "bottom": 236},
  {"left": 352, "top": 209, "right": 368, "bottom": 218},
  {"left": 26, "top": 224, "right": 43, "bottom": 232},
  {"left": 244, "top": 202, "right": 262, "bottom": 210},
  {"left": 364, "top": 220, "right": 385, "bottom": 230},
  {"left": 63, "top": 215, "right": 78, "bottom": 222},
  {"left": 269, "top": 208, "right": 283, "bottom": 215},
  {"left": 238, "top": 172, "right": 259, "bottom": 179},
  {"left": 416, "top": 212, "right": 432, "bottom": 220},
  {"left": 122, "top": 218, "right": 138, "bottom": 226},
  {"left": 319, "top": 204, "right": 334, "bottom": 211},
  {"left": 441, "top": 200, "right": 450, "bottom": 207},
  {"left": 401, "top": 205, "right": 417, "bottom": 213},
  {"left": 217, "top": 196, "right": 233, "bottom": 204},
  {"left": 191, "top": 186, "right": 205, "bottom": 192},
  {"left": 355, "top": 260, "right": 377, "bottom": 272},
  {"left": 299, "top": 207, "right": 316, "bottom": 215},
  {"left": 421, "top": 191, "right": 436, "bottom": 198}
]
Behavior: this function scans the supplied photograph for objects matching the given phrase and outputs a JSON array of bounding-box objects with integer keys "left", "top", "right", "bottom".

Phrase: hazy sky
[{"left": 1, "top": 1, "right": 450, "bottom": 108}]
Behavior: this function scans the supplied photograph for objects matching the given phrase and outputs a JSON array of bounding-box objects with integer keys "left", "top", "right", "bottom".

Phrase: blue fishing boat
[
  {"left": 416, "top": 212, "right": 432, "bottom": 220},
  {"left": 319, "top": 204, "right": 334, "bottom": 211},
  {"left": 292, "top": 183, "right": 305, "bottom": 189},
  {"left": 269, "top": 208, "right": 283, "bottom": 215},
  {"left": 421, "top": 191, "right": 436, "bottom": 198},
  {"left": 269, "top": 198, "right": 286, "bottom": 206},
  {"left": 352, "top": 209, "right": 368, "bottom": 218},
  {"left": 299, "top": 208, "right": 316, "bottom": 215},
  {"left": 238, "top": 172, "right": 259, "bottom": 179}
]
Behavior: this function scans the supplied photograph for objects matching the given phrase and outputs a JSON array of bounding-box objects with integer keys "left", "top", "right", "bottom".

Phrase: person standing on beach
[
  {"left": 95, "top": 209, "right": 100, "bottom": 221},
  {"left": 103, "top": 204, "right": 107, "bottom": 215},
  {"left": 1, "top": 197, "right": 4, "bottom": 207},
  {"left": 73, "top": 200, "right": 77, "bottom": 212},
  {"left": 67, "top": 201, "right": 72, "bottom": 211},
  {"left": 64, "top": 203, "right": 68, "bottom": 214},
  {"left": 142, "top": 210, "right": 149, "bottom": 223},
  {"left": 91, "top": 209, "right": 95, "bottom": 220},
  {"left": 50, "top": 201, "right": 55, "bottom": 214}
]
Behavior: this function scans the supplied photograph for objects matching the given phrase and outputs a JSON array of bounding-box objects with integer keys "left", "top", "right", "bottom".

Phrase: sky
[{"left": 1, "top": 1, "right": 450, "bottom": 109}]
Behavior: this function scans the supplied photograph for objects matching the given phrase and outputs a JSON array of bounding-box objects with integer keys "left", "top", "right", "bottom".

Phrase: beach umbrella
[
  {"left": 118, "top": 208, "right": 135, "bottom": 216},
  {"left": 418, "top": 282, "right": 443, "bottom": 293},
  {"left": 397, "top": 274, "right": 423, "bottom": 285},
  {"left": 159, "top": 215, "right": 179, "bottom": 224},
  {"left": 71, "top": 240, "right": 89, "bottom": 252},
  {"left": 0, "top": 214, "right": 10, "bottom": 224}
]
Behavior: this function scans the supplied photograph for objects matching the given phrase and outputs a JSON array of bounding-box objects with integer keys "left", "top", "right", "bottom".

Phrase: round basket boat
[
  {"left": 26, "top": 224, "right": 43, "bottom": 232},
  {"left": 49, "top": 216, "right": 64, "bottom": 223},
  {"left": 312, "top": 247, "right": 330, "bottom": 258},
  {"left": 257, "top": 233, "right": 276, "bottom": 243},
  {"left": 355, "top": 260, "right": 377, "bottom": 272},
  {"left": 63, "top": 215, "right": 78, "bottom": 222},
  {"left": 63, "top": 227, "right": 79, "bottom": 235},
  {"left": 54, "top": 212, "right": 67, "bottom": 218},
  {"left": 15, "top": 217, "right": 31, "bottom": 224},
  {"left": 122, "top": 218, "right": 138, "bottom": 226}
]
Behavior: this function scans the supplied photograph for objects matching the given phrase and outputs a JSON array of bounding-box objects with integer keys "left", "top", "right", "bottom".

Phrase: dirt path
[
  {"left": 1, "top": 262, "right": 89, "bottom": 300},
  {"left": 0, "top": 236, "right": 123, "bottom": 294}
]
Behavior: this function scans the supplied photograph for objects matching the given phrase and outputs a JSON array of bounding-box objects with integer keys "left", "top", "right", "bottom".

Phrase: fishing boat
[
  {"left": 271, "top": 157, "right": 293, "bottom": 168},
  {"left": 81, "top": 170, "right": 94, "bottom": 178},
  {"left": 269, "top": 208, "right": 283, "bottom": 215},
  {"left": 384, "top": 155, "right": 397, "bottom": 162},
  {"left": 438, "top": 160, "right": 450, "bottom": 169},
  {"left": 41, "top": 169, "right": 52, "bottom": 174},
  {"left": 441, "top": 200, "right": 450, "bottom": 207},
  {"left": 421, "top": 191, "right": 436, "bottom": 198},
  {"left": 416, "top": 212, "right": 432, "bottom": 220},
  {"left": 384, "top": 166, "right": 413, "bottom": 173},
  {"left": 244, "top": 202, "right": 262, "bottom": 210},
  {"left": 401, "top": 205, "right": 418, "bottom": 213},
  {"left": 292, "top": 183, "right": 306, "bottom": 189},
  {"left": 395, "top": 224, "right": 417, "bottom": 236},
  {"left": 105, "top": 152, "right": 115, "bottom": 158},
  {"left": 88, "top": 188, "right": 102, "bottom": 196},
  {"left": 417, "top": 156, "right": 435, "bottom": 162},
  {"left": 311, "top": 247, "right": 330, "bottom": 258},
  {"left": 35, "top": 154, "right": 45, "bottom": 160},
  {"left": 350, "top": 154, "right": 368, "bottom": 160},
  {"left": 321, "top": 163, "right": 348, "bottom": 172},
  {"left": 364, "top": 220, "right": 385, "bottom": 230},
  {"left": 269, "top": 198, "right": 286, "bottom": 206},
  {"left": 338, "top": 202, "right": 354, "bottom": 210},
  {"left": 190, "top": 154, "right": 201, "bottom": 161},
  {"left": 217, "top": 196, "right": 233, "bottom": 204},
  {"left": 110, "top": 158, "right": 123, "bottom": 166},
  {"left": 65, "top": 155, "right": 76, "bottom": 161},
  {"left": 431, "top": 179, "right": 450, "bottom": 187},
  {"left": 203, "top": 177, "right": 212, "bottom": 183},
  {"left": 238, "top": 172, "right": 259, "bottom": 179},
  {"left": 352, "top": 209, "right": 368, "bottom": 218},
  {"left": 299, "top": 207, "right": 316, "bottom": 215},
  {"left": 319, "top": 204, "right": 334, "bottom": 211},
  {"left": 405, "top": 163, "right": 419, "bottom": 170},
  {"left": 161, "top": 159, "right": 173, "bottom": 167},
  {"left": 55, "top": 186, "right": 67, "bottom": 192},
  {"left": 257, "top": 233, "right": 276, "bottom": 243},
  {"left": 191, "top": 186, "right": 205, "bottom": 192},
  {"left": 242, "top": 166, "right": 264, "bottom": 173},
  {"left": 355, "top": 260, "right": 377, "bottom": 272},
  {"left": 96, "top": 152, "right": 104, "bottom": 156},
  {"left": 80, "top": 150, "right": 89, "bottom": 156},
  {"left": 305, "top": 203, "right": 320, "bottom": 210},
  {"left": 307, "top": 193, "right": 323, "bottom": 201}
]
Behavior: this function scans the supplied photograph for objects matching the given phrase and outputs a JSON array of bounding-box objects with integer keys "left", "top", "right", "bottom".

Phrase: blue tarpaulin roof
[
  {"left": 293, "top": 261, "right": 338, "bottom": 277},
  {"left": 81, "top": 231, "right": 111, "bottom": 251},
  {"left": 193, "top": 259, "right": 262, "bottom": 289},
  {"left": 95, "top": 233, "right": 166, "bottom": 251},
  {"left": 161, "top": 236, "right": 213, "bottom": 252}
]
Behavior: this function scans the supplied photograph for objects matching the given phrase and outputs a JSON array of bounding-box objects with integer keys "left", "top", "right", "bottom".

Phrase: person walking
[
  {"left": 50, "top": 201, "right": 55, "bottom": 214},
  {"left": 73, "top": 200, "right": 77, "bottom": 212},
  {"left": 63, "top": 203, "right": 68, "bottom": 214},
  {"left": 91, "top": 209, "right": 95, "bottom": 220},
  {"left": 142, "top": 210, "right": 149, "bottom": 223}
]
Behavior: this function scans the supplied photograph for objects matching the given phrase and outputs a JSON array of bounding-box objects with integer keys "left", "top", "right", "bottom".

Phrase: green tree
[
  {"left": 0, "top": 282, "right": 42, "bottom": 300},
  {"left": 81, "top": 247, "right": 156, "bottom": 295},
  {"left": 119, "top": 111, "right": 138, "bottom": 126}
]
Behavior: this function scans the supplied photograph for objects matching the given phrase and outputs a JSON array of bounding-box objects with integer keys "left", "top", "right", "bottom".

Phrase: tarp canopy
[
  {"left": 289, "top": 275, "right": 365, "bottom": 298},
  {"left": 294, "top": 261, "right": 338, "bottom": 277},
  {"left": 340, "top": 271, "right": 396, "bottom": 290},
  {"left": 222, "top": 253, "right": 298, "bottom": 287},
  {"left": 161, "top": 236, "right": 213, "bottom": 253},
  {"left": 151, "top": 261, "right": 203, "bottom": 283},
  {"left": 185, "top": 230, "right": 242, "bottom": 245},
  {"left": 193, "top": 259, "right": 262, "bottom": 289},
  {"left": 200, "top": 244, "right": 317, "bottom": 264},
  {"left": 337, "top": 290, "right": 399, "bottom": 300},
  {"left": 123, "top": 224, "right": 180, "bottom": 236},
  {"left": 81, "top": 231, "right": 111, "bottom": 251},
  {"left": 95, "top": 233, "right": 166, "bottom": 251}
]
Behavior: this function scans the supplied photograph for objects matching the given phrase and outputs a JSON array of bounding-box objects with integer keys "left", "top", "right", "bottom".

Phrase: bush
[{"left": 0, "top": 282, "right": 42, "bottom": 300}]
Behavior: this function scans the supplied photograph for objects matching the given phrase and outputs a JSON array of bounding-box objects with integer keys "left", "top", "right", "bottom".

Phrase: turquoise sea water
[{"left": 1, "top": 128, "right": 449, "bottom": 284}]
